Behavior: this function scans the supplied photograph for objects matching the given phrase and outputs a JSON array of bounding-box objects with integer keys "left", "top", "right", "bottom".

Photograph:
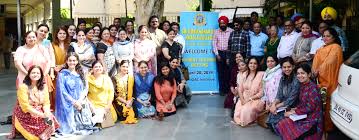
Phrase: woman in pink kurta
[
  {"left": 233, "top": 57, "right": 265, "bottom": 126},
  {"left": 134, "top": 25, "right": 157, "bottom": 75},
  {"left": 14, "top": 31, "right": 51, "bottom": 89},
  {"left": 154, "top": 63, "right": 177, "bottom": 118}
]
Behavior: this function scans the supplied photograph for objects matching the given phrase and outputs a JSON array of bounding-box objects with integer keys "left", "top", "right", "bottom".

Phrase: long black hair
[
  {"left": 23, "top": 65, "right": 45, "bottom": 91},
  {"left": 155, "top": 62, "right": 175, "bottom": 86},
  {"left": 64, "top": 52, "right": 86, "bottom": 86},
  {"left": 245, "top": 57, "right": 260, "bottom": 81},
  {"left": 324, "top": 28, "right": 341, "bottom": 46}
]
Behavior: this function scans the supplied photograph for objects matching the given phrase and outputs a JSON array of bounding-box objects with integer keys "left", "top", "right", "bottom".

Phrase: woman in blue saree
[
  {"left": 55, "top": 52, "right": 99, "bottom": 135},
  {"left": 134, "top": 61, "right": 156, "bottom": 118}
]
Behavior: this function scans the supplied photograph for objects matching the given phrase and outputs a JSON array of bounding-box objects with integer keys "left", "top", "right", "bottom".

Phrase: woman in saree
[
  {"left": 87, "top": 61, "right": 118, "bottom": 124},
  {"left": 55, "top": 53, "right": 99, "bottom": 135},
  {"left": 69, "top": 30, "right": 96, "bottom": 74},
  {"left": 312, "top": 28, "right": 343, "bottom": 133},
  {"left": 96, "top": 28, "right": 117, "bottom": 77},
  {"left": 134, "top": 61, "right": 156, "bottom": 118},
  {"left": 8, "top": 66, "right": 59, "bottom": 140},
  {"left": 112, "top": 60, "right": 138, "bottom": 124}
]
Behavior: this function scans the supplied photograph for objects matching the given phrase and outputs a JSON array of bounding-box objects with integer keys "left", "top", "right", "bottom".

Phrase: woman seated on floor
[
  {"left": 257, "top": 55, "right": 282, "bottom": 128},
  {"left": 276, "top": 63, "right": 323, "bottom": 140},
  {"left": 55, "top": 53, "right": 99, "bottom": 135},
  {"left": 169, "top": 58, "right": 191, "bottom": 107},
  {"left": 267, "top": 57, "right": 300, "bottom": 133},
  {"left": 154, "top": 62, "right": 177, "bottom": 120},
  {"left": 87, "top": 61, "right": 118, "bottom": 125},
  {"left": 134, "top": 61, "right": 156, "bottom": 118},
  {"left": 232, "top": 57, "right": 265, "bottom": 127},
  {"left": 112, "top": 60, "right": 138, "bottom": 124},
  {"left": 224, "top": 53, "right": 244, "bottom": 109},
  {"left": 8, "top": 66, "right": 59, "bottom": 140}
]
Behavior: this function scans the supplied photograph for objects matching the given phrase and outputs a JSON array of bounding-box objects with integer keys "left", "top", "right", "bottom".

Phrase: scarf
[
  {"left": 136, "top": 73, "right": 151, "bottom": 94},
  {"left": 302, "top": 33, "right": 317, "bottom": 38},
  {"left": 117, "top": 40, "right": 130, "bottom": 45},
  {"left": 263, "top": 65, "right": 281, "bottom": 82}
]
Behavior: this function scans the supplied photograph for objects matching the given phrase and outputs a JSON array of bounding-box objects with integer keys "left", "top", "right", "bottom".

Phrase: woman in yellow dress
[
  {"left": 112, "top": 60, "right": 138, "bottom": 124},
  {"left": 8, "top": 65, "right": 59, "bottom": 140},
  {"left": 88, "top": 61, "right": 118, "bottom": 124}
]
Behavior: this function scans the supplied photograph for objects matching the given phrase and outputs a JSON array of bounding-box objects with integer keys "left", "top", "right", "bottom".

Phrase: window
[{"left": 345, "top": 50, "right": 359, "bottom": 69}]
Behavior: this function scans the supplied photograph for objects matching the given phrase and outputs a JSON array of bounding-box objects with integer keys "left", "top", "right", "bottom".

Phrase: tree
[{"left": 134, "top": 0, "right": 165, "bottom": 26}]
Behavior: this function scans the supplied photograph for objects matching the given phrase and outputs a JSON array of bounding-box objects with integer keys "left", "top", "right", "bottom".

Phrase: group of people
[
  {"left": 220, "top": 7, "right": 345, "bottom": 140},
  {"left": 8, "top": 15, "right": 191, "bottom": 139}
]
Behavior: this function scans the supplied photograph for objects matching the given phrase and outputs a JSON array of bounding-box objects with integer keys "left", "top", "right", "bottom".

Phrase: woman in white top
[
  {"left": 69, "top": 30, "right": 96, "bottom": 74},
  {"left": 113, "top": 29, "right": 135, "bottom": 74}
]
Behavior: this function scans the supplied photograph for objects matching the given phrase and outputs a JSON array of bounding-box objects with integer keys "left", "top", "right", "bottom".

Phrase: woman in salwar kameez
[
  {"left": 276, "top": 64, "right": 323, "bottom": 140},
  {"left": 170, "top": 58, "right": 191, "bottom": 107},
  {"left": 55, "top": 53, "right": 99, "bottom": 135},
  {"left": 87, "top": 61, "right": 118, "bottom": 124},
  {"left": 14, "top": 31, "right": 51, "bottom": 89},
  {"left": 233, "top": 57, "right": 265, "bottom": 127},
  {"left": 224, "top": 53, "right": 243, "bottom": 109},
  {"left": 8, "top": 66, "right": 59, "bottom": 140},
  {"left": 51, "top": 26, "right": 71, "bottom": 111},
  {"left": 112, "top": 60, "right": 138, "bottom": 124},
  {"left": 267, "top": 57, "right": 300, "bottom": 133},
  {"left": 134, "top": 25, "right": 157, "bottom": 75},
  {"left": 134, "top": 61, "right": 156, "bottom": 118},
  {"left": 113, "top": 29, "right": 135, "bottom": 74},
  {"left": 154, "top": 63, "right": 177, "bottom": 119},
  {"left": 312, "top": 28, "right": 343, "bottom": 132}
]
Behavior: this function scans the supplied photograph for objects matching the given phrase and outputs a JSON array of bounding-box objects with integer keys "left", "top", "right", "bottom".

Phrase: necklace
[{"left": 269, "top": 37, "right": 278, "bottom": 46}]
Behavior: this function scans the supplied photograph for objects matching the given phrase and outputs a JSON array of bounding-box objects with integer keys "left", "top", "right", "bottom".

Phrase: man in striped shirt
[{"left": 212, "top": 16, "right": 233, "bottom": 95}]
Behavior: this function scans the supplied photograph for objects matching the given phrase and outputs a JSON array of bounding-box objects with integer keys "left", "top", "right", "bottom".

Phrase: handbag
[
  {"left": 181, "top": 64, "right": 190, "bottom": 81},
  {"left": 256, "top": 110, "right": 269, "bottom": 128},
  {"left": 101, "top": 111, "right": 115, "bottom": 128}
]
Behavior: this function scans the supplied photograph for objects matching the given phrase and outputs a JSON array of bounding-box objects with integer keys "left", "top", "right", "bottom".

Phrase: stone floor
[{"left": 0, "top": 72, "right": 350, "bottom": 140}]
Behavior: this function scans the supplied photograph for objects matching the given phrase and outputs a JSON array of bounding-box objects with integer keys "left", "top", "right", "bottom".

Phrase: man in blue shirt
[{"left": 250, "top": 22, "right": 268, "bottom": 65}]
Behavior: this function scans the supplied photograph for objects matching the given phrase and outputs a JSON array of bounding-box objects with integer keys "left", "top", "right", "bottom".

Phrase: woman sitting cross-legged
[
  {"left": 55, "top": 52, "right": 99, "bottom": 136},
  {"left": 87, "top": 61, "right": 118, "bottom": 125},
  {"left": 267, "top": 57, "right": 300, "bottom": 133},
  {"left": 169, "top": 58, "right": 191, "bottom": 107},
  {"left": 8, "top": 66, "right": 59, "bottom": 140},
  {"left": 232, "top": 57, "right": 265, "bottom": 127},
  {"left": 154, "top": 62, "right": 177, "bottom": 120},
  {"left": 112, "top": 60, "right": 138, "bottom": 124},
  {"left": 276, "top": 63, "right": 323, "bottom": 140},
  {"left": 133, "top": 61, "right": 157, "bottom": 118}
]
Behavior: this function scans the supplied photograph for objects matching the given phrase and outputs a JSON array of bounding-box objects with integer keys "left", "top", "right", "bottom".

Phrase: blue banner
[{"left": 180, "top": 12, "right": 219, "bottom": 94}]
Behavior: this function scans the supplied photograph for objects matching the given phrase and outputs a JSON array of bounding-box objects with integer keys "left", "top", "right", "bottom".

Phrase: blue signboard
[{"left": 180, "top": 12, "right": 219, "bottom": 94}]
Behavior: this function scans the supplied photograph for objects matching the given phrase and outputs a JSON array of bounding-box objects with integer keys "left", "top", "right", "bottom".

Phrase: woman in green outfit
[{"left": 264, "top": 25, "right": 280, "bottom": 58}]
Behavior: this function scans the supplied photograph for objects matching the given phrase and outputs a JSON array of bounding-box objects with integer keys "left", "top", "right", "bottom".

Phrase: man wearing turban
[
  {"left": 321, "top": 7, "right": 348, "bottom": 54},
  {"left": 212, "top": 16, "right": 233, "bottom": 95}
]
